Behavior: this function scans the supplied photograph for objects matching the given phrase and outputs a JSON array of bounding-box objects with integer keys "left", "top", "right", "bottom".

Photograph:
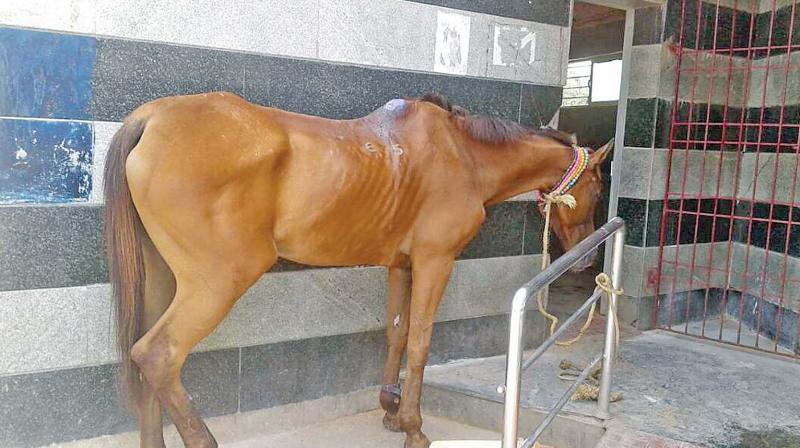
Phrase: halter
[{"left": 540, "top": 145, "right": 591, "bottom": 205}]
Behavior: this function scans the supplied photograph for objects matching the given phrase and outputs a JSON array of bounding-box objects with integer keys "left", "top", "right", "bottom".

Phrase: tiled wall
[
  {"left": 0, "top": 1, "right": 572, "bottom": 446},
  {"left": 615, "top": 1, "right": 800, "bottom": 345}
]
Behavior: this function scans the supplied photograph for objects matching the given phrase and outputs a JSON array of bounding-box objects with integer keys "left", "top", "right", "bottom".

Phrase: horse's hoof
[
  {"left": 404, "top": 432, "right": 431, "bottom": 448},
  {"left": 383, "top": 412, "right": 402, "bottom": 432}
]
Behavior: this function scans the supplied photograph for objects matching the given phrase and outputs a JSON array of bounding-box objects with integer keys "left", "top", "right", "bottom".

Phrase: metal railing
[{"left": 500, "top": 217, "right": 625, "bottom": 448}]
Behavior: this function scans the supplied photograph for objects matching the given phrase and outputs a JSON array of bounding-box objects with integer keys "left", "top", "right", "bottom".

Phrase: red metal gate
[{"left": 654, "top": 0, "right": 800, "bottom": 358}]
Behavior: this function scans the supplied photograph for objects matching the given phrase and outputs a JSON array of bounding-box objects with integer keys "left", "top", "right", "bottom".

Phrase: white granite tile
[
  {"left": 0, "top": 0, "right": 95, "bottom": 33},
  {"left": 617, "top": 147, "right": 655, "bottom": 200},
  {"left": 0, "top": 285, "right": 97, "bottom": 375},
  {"left": 89, "top": 121, "right": 122, "bottom": 204},
  {"left": 485, "top": 19, "right": 569, "bottom": 86},
  {"left": 738, "top": 153, "right": 800, "bottom": 205},
  {"left": 317, "top": 0, "right": 438, "bottom": 73},
  {"left": 95, "top": 0, "right": 319, "bottom": 59}
]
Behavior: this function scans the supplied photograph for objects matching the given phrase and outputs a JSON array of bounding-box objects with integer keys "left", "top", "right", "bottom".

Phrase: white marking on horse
[
  {"left": 391, "top": 144, "right": 404, "bottom": 156},
  {"left": 384, "top": 98, "right": 406, "bottom": 112}
]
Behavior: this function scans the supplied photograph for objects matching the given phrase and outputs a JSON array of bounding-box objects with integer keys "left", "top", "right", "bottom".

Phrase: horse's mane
[{"left": 415, "top": 92, "right": 576, "bottom": 147}]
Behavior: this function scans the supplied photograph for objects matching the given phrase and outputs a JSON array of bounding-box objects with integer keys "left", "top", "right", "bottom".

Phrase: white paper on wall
[{"left": 434, "top": 11, "right": 471, "bottom": 75}]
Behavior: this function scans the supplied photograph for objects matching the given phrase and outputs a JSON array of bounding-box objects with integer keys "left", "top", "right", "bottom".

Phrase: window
[
  {"left": 562, "top": 57, "right": 622, "bottom": 107},
  {"left": 563, "top": 60, "right": 592, "bottom": 107}
]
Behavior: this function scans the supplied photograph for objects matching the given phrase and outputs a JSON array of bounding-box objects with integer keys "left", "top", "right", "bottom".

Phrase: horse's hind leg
[
  {"left": 137, "top": 235, "right": 176, "bottom": 448},
  {"left": 131, "top": 237, "right": 276, "bottom": 447},
  {"left": 380, "top": 267, "right": 412, "bottom": 432}
]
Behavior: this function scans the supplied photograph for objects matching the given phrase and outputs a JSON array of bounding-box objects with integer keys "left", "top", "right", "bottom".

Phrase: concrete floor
[
  {"left": 226, "top": 410, "right": 498, "bottom": 448},
  {"left": 424, "top": 316, "right": 800, "bottom": 448}
]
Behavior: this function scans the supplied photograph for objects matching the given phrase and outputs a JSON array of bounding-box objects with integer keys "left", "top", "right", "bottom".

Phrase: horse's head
[{"left": 544, "top": 140, "right": 613, "bottom": 272}]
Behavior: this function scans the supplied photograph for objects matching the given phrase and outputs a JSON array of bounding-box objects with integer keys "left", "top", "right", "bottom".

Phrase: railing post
[
  {"left": 501, "top": 288, "right": 528, "bottom": 448},
  {"left": 597, "top": 225, "right": 625, "bottom": 419}
]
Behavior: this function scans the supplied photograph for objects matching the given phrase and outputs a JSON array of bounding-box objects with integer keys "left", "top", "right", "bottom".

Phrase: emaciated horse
[{"left": 104, "top": 92, "right": 611, "bottom": 448}]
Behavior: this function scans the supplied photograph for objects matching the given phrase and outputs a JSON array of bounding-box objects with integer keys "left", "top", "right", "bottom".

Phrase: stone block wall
[{"left": 615, "top": 0, "right": 800, "bottom": 352}]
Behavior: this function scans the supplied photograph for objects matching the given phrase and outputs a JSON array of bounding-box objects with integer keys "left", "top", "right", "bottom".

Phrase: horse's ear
[
  {"left": 590, "top": 139, "right": 614, "bottom": 167},
  {"left": 545, "top": 110, "right": 560, "bottom": 129}
]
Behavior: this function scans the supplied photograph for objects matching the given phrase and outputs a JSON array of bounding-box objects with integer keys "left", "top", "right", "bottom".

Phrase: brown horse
[{"left": 104, "top": 91, "right": 611, "bottom": 448}]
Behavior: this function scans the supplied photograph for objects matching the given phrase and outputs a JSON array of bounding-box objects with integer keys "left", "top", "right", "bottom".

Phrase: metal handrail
[{"left": 501, "top": 217, "right": 626, "bottom": 448}]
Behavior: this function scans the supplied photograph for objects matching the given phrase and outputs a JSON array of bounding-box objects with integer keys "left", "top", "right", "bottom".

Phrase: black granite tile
[
  {"left": 523, "top": 201, "right": 545, "bottom": 256},
  {"left": 633, "top": 6, "right": 665, "bottom": 46},
  {"left": 724, "top": 291, "right": 798, "bottom": 351},
  {"left": 0, "top": 347, "right": 247, "bottom": 447},
  {"left": 181, "top": 348, "right": 240, "bottom": 418},
  {"left": 753, "top": 4, "right": 800, "bottom": 57},
  {"left": 624, "top": 98, "right": 658, "bottom": 148},
  {"left": 0, "top": 363, "right": 132, "bottom": 448},
  {"left": 239, "top": 312, "right": 550, "bottom": 414},
  {"left": 646, "top": 199, "right": 667, "bottom": 247},
  {"left": 461, "top": 201, "right": 526, "bottom": 259},
  {"left": 616, "top": 197, "right": 649, "bottom": 247},
  {"left": 653, "top": 98, "right": 674, "bottom": 150},
  {"left": 239, "top": 331, "right": 385, "bottom": 412},
  {"left": 92, "top": 39, "right": 245, "bottom": 122},
  {"left": 733, "top": 200, "right": 800, "bottom": 257},
  {"left": 244, "top": 55, "right": 525, "bottom": 122},
  {"left": 654, "top": 288, "right": 724, "bottom": 328},
  {"left": 650, "top": 288, "right": 800, "bottom": 352},
  {"left": 745, "top": 105, "right": 800, "bottom": 153},
  {"left": 661, "top": 199, "right": 733, "bottom": 245},
  {"left": 0, "top": 205, "right": 107, "bottom": 291},
  {"left": 671, "top": 102, "right": 745, "bottom": 151},
  {"left": 664, "top": 0, "right": 753, "bottom": 53},
  {"left": 428, "top": 310, "right": 544, "bottom": 364},
  {"left": 519, "top": 84, "right": 563, "bottom": 128},
  {"left": 403, "top": 0, "right": 570, "bottom": 27},
  {"left": 0, "top": 198, "right": 544, "bottom": 291},
  {"left": 0, "top": 27, "right": 95, "bottom": 120}
]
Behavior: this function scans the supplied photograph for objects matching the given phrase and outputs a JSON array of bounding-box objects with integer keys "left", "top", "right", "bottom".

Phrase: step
[{"left": 421, "top": 381, "right": 605, "bottom": 448}]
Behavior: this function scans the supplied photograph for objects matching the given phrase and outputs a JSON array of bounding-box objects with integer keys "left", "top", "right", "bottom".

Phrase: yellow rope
[
  {"left": 536, "top": 193, "right": 623, "bottom": 348},
  {"left": 558, "top": 359, "right": 623, "bottom": 403}
]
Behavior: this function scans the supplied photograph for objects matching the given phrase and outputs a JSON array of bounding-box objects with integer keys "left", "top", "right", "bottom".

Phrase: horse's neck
[{"left": 470, "top": 137, "right": 571, "bottom": 206}]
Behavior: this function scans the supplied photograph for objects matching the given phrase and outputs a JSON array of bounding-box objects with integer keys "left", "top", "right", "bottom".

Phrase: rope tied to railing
[{"left": 535, "top": 192, "right": 623, "bottom": 347}]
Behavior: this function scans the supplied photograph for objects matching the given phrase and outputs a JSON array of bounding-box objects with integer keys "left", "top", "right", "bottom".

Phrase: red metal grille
[{"left": 654, "top": 0, "right": 800, "bottom": 358}]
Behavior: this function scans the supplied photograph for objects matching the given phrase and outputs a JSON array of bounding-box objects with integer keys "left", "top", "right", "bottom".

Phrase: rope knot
[
  {"left": 542, "top": 192, "right": 577, "bottom": 209},
  {"left": 594, "top": 273, "right": 623, "bottom": 297}
]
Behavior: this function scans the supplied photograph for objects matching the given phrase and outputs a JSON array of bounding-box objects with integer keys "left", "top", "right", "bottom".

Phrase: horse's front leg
[
  {"left": 398, "top": 255, "right": 455, "bottom": 448},
  {"left": 380, "top": 267, "right": 412, "bottom": 431}
]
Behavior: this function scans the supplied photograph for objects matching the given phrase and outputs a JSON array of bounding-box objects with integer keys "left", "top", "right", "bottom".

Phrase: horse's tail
[{"left": 103, "top": 118, "right": 148, "bottom": 408}]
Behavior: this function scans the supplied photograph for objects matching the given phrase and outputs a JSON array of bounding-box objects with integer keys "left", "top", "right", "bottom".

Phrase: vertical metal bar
[
  {"left": 710, "top": 0, "right": 746, "bottom": 344},
  {"left": 764, "top": 0, "right": 797, "bottom": 354},
  {"left": 738, "top": 0, "right": 778, "bottom": 347},
  {"left": 720, "top": 0, "right": 758, "bottom": 342},
  {"left": 655, "top": 0, "right": 689, "bottom": 330},
  {"left": 701, "top": 0, "right": 739, "bottom": 341},
  {"left": 597, "top": 225, "right": 626, "bottom": 418},
  {"left": 501, "top": 288, "right": 528, "bottom": 448},
  {"left": 604, "top": 8, "right": 635, "bottom": 274},
  {"left": 688, "top": 0, "right": 723, "bottom": 337},
  {"left": 669, "top": 0, "right": 705, "bottom": 332}
]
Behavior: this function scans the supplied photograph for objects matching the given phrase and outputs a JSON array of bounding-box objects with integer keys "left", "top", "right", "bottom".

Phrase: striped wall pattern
[
  {"left": 614, "top": 2, "right": 800, "bottom": 348},
  {"left": 0, "top": 1, "right": 571, "bottom": 446}
]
